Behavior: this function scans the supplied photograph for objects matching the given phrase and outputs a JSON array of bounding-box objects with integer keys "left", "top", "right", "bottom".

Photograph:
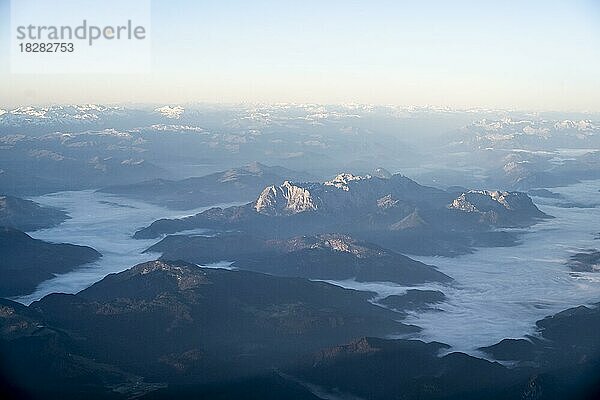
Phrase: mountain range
[
  {"left": 0, "top": 260, "right": 413, "bottom": 398},
  {"left": 135, "top": 172, "right": 549, "bottom": 256},
  {"left": 3, "top": 105, "right": 598, "bottom": 195}
]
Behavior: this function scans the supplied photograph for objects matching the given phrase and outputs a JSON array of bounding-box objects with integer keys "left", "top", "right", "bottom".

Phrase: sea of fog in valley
[
  {"left": 323, "top": 180, "right": 600, "bottom": 353},
  {"left": 13, "top": 181, "right": 600, "bottom": 355},
  {"left": 13, "top": 190, "right": 241, "bottom": 305}
]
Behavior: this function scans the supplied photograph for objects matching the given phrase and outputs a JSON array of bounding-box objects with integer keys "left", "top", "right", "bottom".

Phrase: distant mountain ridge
[{"left": 101, "top": 162, "right": 315, "bottom": 210}]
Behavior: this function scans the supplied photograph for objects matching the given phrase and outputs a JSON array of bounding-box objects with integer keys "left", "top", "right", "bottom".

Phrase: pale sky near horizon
[{"left": 1, "top": 0, "right": 599, "bottom": 111}]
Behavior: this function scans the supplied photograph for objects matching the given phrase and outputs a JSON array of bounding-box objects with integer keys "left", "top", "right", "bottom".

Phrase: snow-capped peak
[
  {"left": 554, "top": 119, "right": 596, "bottom": 132},
  {"left": 324, "top": 173, "right": 371, "bottom": 191},
  {"left": 155, "top": 105, "right": 184, "bottom": 119},
  {"left": 0, "top": 104, "right": 125, "bottom": 126}
]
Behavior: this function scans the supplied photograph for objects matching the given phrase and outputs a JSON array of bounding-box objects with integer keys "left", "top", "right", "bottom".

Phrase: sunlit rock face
[
  {"left": 450, "top": 190, "right": 521, "bottom": 212},
  {"left": 448, "top": 190, "right": 548, "bottom": 227},
  {"left": 254, "top": 181, "right": 319, "bottom": 216}
]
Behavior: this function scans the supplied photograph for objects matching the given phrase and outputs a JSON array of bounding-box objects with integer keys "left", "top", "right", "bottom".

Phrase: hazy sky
[{"left": 1, "top": 0, "right": 600, "bottom": 110}]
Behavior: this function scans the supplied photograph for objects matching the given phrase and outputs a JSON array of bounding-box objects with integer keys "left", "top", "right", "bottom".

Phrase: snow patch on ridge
[
  {"left": 325, "top": 173, "right": 371, "bottom": 191},
  {"left": 155, "top": 106, "right": 184, "bottom": 119}
]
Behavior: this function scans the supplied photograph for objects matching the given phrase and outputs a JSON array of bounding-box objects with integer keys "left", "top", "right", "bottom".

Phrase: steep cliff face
[{"left": 255, "top": 181, "right": 319, "bottom": 216}]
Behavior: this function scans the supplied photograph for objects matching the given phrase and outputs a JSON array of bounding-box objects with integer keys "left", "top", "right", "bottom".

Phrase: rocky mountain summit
[{"left": 255, "top": 181, "right": 319, "bottom": 216}]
